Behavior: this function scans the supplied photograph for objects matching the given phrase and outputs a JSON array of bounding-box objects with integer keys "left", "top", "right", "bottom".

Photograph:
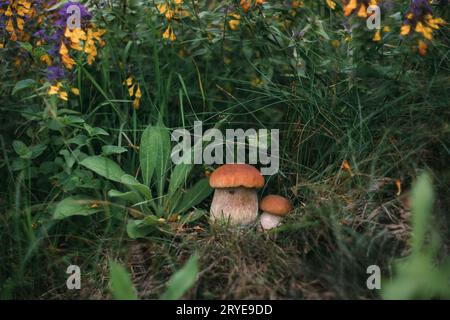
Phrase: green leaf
[
  {"left": 102, "top": 145, "right": 128, "bottom": 156},
  {"left": 140, "top": 124, "right": 171, "bottom": 190},
  {"left": 12, "top": 140, "right": 32, "bottom": 159},
  {"left": 120, "top": 174, "right": 152, "bottom": 200},
  {"left": 160, "top": 253, "right": 199, "bottom": 300},
  {"left": 108, "top": 190, "right": 141, "bottom": 203},
  {"left": 109, "top": 261, "right": 138, "bottom": 300},
  {"left": 410, "top": 173, "right": 434, "bottom": 253},
  {"left": 12, "top": 79, "right": 36, "bottom": 95},
  {"left": 29, "top": 144, "right": 47, "bottom": 159},
  {"left": 173, "top": 178, "right": 213, "bottom": 214},
  {"left": 126, "top": 218, "right": 157, "bottom": 239},
  {"left": 53, "top": 196, "right": 101, "bottom": 220},
  {"left": 167, "top": 163, "right": 194, "bottom": 199},
  {"left": 80, "top": 156, "right": 126, "bottom": 183},
  {"left": 180, "top": 209, "right": 207, "bottom": 224},
  {"left": 18, "top": 41, "right": 33, "bottom": 53}
]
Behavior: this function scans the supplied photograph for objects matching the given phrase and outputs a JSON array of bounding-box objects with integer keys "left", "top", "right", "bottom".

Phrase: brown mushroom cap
[
  {"left": 260, "top": 195, "right": 293, "bottom": 216},
  {"left": 209, "top": 164, "right": 265, "bottom": 189}
]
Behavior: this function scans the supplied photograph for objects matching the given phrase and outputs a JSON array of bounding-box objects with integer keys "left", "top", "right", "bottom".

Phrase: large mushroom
[
  {"left": 259, "top": 195, "right": 293, "bottom": 230},
  {"left": 209, "top": 164, "right": 265, "bottom": 225}
]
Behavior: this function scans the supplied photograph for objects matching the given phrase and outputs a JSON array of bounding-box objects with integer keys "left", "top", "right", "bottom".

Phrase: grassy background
[{"left": 0, "top": 0, "right": 449, "bottom": 299}]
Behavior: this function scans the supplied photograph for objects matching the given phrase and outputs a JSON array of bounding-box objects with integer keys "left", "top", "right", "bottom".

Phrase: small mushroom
[
  {"left": 259, "top": 195, "right": 293, "bottom": 230},
  {"left": 209, "top": 164, "right": 265, "bottom": 225}
]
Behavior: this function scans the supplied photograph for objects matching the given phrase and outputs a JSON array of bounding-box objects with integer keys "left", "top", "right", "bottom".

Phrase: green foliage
[
  {"left": 160, "top": 253, "right": 199, "bottom": 300},
  {"left": 54, "top": 122, "right": 213, "bottom": 239},
  {"left": 109, "top": 261, "right": 139, "bottom": 300},
  {"left": 382, "top": 174, "right": 450, "bottom": 300},
  {"left": 109, "top": 253, "right": 199, "bottom": 300},
  {"left": 53, "top": 196, "right": 102, "bottom": 219}
]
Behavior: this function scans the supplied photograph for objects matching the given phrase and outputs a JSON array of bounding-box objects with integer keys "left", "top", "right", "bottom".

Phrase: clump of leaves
[
  {"left": 53, "top": 121, "right": 213, "bottom": 239},
  {"left": 109, "top": 253, "right": 199, "bottom": 300}
]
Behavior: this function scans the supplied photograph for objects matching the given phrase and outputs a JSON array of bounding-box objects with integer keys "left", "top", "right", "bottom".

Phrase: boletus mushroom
[
  {"left": 259, "top": 195, "right": 293, "bottom": 230},
  {"left": 209, "top": 164, "right": 265, "bottom": 225}
]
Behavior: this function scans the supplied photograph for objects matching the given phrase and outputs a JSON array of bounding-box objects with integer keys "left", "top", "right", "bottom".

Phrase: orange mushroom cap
[
  {"left": 209, "top": 164, "right": 265, "bottom": 189},
  {"left": 260, "top": 195, "right": 293, "bottom": 216}
]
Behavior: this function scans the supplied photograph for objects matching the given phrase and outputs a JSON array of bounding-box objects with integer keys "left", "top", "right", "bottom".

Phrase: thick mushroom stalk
[
  {"left": 210, "top": 187, "right": 258, "bottom": 225},
  {"left": 209, "top": 164, "right": 265, "bottom": 226},
  {"left": 259, "top": 195, "right": 293, "bottom": 231},
  {"left": 259, "top": 212, "right": 282, "bottom": 230}
]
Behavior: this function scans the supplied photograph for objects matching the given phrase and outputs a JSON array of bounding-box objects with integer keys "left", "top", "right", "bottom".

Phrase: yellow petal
[
  {"left": 372, "top": 29, "right": 381, "bottom": 42},
  {"left": 71, "top": 88, "right": 80, "bottom": 96}
]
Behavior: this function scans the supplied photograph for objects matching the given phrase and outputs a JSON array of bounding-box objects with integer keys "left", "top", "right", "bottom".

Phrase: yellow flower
[
  {"left": 162, "top": 25, "right": 176, "bottom": 41},
  {"left": 341, "top": 160, "right": 354, "bottom": 176},
  {"left": 383, "top": 26, "right": 390, "bottom": 33},
  {"left": 59, "top": 91, "right": 68, "bottom": 101},
  {"left": 135, "top": 85, "right": 142, "bottom": 99},
  {"left": 344, "top": 0, "right": 357, "bottom": 17},
  {"left": 229, "top": 19, "right": 240, "bottom": 30},
  {"left": 426, "top": 16, "right": 446, "bottom": 30},
  {"left": 357, "top": 4, "right": 367, "bottom": 18},
  {"left": 48, "top": 82, "right": 62, "bottom": 95},
  {"left": 6, "top": 19, "right": 14, "bottom": 33},
  {"left": 418, "top": 40, "right": 427, "bottom": 56},
  {"left": 157, "top": 3, "right": 175, "bottom": 20},
  {"left": 372, "top": 29, "right": 381, "bottom": 42},
  {"left": 0, "top": 43, "right": 4, "bottom": 49},
  {"left": 240, "top": 0, "right": 265, "bottom": 13},
  {"left": 133, "top": 98, "right": 140, "bottom": 110},
  {"left": 39, "top": 54, "right": 52, "bottom": 66},
  {"left": 415, "top": 22, "right": 433, "bottom": 40},
  {"left": 16, "top": 17, "right": 24, "bottom": 31},
  {"left": 60, "top": 42, "right": 76, "bottom": 69},
  {"left": 65, "top": 27, "right": 87, "bottom": 51},
  {"left": 395, "top": 179, "right": 402, "bottom": 196},
  {"left": 5, "top": 6, "right": 13, "bottom": 17},
  {"left": 71, "top": 88, "right": 80, "bottom": 96},
  {"left": 400, "top": 24, "right": 411, "bottom": 36},
  {"left": 126, "top": 77, "right": 133, "bottom": 87},
  {"left": 326, "top": 0, "right": 336, "bottom": 10}
]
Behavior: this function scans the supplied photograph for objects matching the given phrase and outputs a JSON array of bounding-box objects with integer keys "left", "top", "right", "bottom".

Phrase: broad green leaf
[
  {"left": 160, "top": 253, "right": 199, "bottom": 300},
  {"left": 140, "top": 124, "right": 171, "bottom": 190},
  {"left": 102, "top": 145, "right": 128, "bottom": 156},
  {"left": 173, "top": 178, "right": 213, "bottom": 214},
  {"left": 18, "top": 42, "right": 33, "bottom": 52},
  {"left": 180, "top": 209, "right": 207, "bottom": 224},
  {"left": 53, "top": 196, "right": 101, "bottom": 220},
  {"left": 109, "top": 261, "right": 138, "bottom": 300},
  {"left": 108, "top": 189, "right": 141, "bottom": 203},
  {"left": 410, "top": 173, "right": 434, "bottom": 253},
  {"left": 29, "top": 144, "right": 47, "bottom": 159},
  {"left": 12, "top": 79, "right": 36, "bottom": 95},
  {"left": 120, "top": 174, "right": 152, "bottom": 200},
  {"left": 80, "top": 156, "right": 126, "bottom": 183},
  {"left": 126, "top": 218, "right": 158, "bottom": 239},
  {"left": 167, "top": 163, "right": 194, "bottom": 198},
  {"left": 12, "top": 140, "right": 32, "bottom": 159}
]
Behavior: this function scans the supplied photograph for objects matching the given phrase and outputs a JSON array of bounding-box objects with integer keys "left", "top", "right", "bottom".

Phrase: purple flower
[
  {"left": 55, "top": 1, "right": 92, "bottom": 28},
  {"left": 46, "top": 66, "right": 66, "bottom": 81}
]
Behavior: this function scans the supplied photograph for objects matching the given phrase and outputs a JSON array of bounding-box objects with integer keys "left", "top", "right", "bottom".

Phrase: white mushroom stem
[
  {"left": 259, "top": 212, "right": 282, "bottom": 230},
  {"left": 210, "top": 187, "right": 258, "bottom": 225}
]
